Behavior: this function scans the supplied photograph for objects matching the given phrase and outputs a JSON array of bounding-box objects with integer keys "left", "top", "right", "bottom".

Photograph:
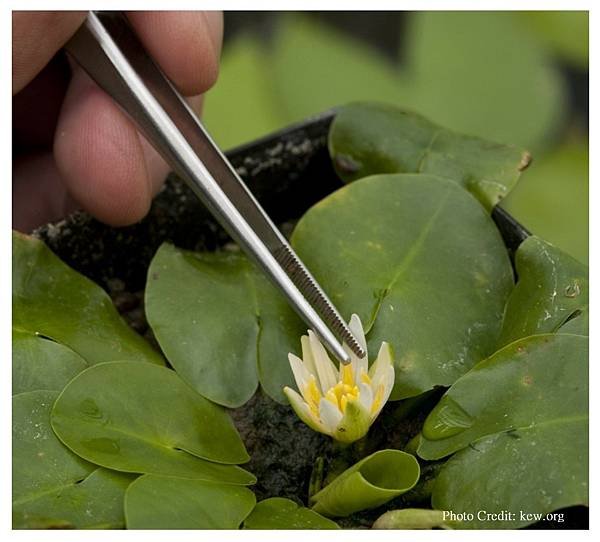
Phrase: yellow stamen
[
  {"left": 371, "top": 384, "right": 384, "bottom": 415},
  {"left": 304, "top": 376, "right": 322, "bottom": 415},
  {"left": 321, "top": 379, "right": 361, "bottom": 415},
  {"left": 360, "top": 372, "right": 371, "bottom": 385},
  {"left": 341, "top": 364, "right": 355, "bottom": 386},
  {"left": 325, "top": 388, "right": 339, "bottom": 408}
]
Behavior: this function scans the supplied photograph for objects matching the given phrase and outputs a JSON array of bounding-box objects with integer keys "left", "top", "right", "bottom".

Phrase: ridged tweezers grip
[{"left": 275, "top": 245, "right": 366, "bottom": 359}]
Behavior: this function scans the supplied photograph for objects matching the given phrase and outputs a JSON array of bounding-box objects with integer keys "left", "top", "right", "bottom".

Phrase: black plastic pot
[
  {"left": 35, "top": 111, "right": 587, "bottom": 529},
  {"left": 37, "top": 109, "right": 531, "bottom": 292}
]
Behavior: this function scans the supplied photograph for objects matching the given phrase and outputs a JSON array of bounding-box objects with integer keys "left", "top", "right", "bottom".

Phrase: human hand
[{"left": 13, "top": 11, "right": 223, "bottom": 232}]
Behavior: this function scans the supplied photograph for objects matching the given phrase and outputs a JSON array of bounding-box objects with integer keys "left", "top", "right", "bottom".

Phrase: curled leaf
[{"left": 310, "top": 450, "right": 420, "bottom": 517}]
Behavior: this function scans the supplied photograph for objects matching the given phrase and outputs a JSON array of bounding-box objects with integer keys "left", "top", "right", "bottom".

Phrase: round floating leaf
[
  {"left": 292, "top": 174, "right": 513, "bottom": 400},
  {"left": 51, "top": 361, "right": 254, "bottom": 484},
  {"left": 270, "top": 12, "right": 565, "bottom": 151},
  {"left": 373, "top": 508, "right": 454, "bottom": 529},
  {"left": 329, "top": 102, "right": 530, "bottom": 210},
  {"left": 417, "top": 334, "right": 588, "bottom": 528},
  {"left": 12, "top": 232, "right": 162, "bottom": 366},
  {"left": 502, "top": 141, "right": 589, "bottom": 264},
  {"left": 310, "top": 450, "right": 420, "bottom": 517},
  {"left": 271, "top": 15, "right": 405, "bottom": 121},
  {"left": 146, "top": 245, "right": 304, "bottom": 407},
  {"left": 12, "top": 391, "right": 132, "bottom": 529},
  {"left": 124, "top": 475, "right": 256, "bottom": 529},
  {"left": 433, "top": 424, "right": 587, "bottom": 529},
  {"left": 401, "top": 11, "right": 566, "bottom": 151},
  {"left": 14, "top": 468, "right": 135, "bottom": 530},
  {"left": 523, "top": 11, "right": 588, "bottom": 69},
  {"left": 499, "top": 236, "right": 589, "bottom": 346},
  {"left": 243, "top": 497, "right": 339, "bottom": 529},
  {"left": 12, "top": 329, "right": 88, "bottom": 395},
  {"left": 419, "top": 334, "right": 587, "bottom": 458},
  {"left": 13, "top": 391, "right": 95, "bottom": 504}
]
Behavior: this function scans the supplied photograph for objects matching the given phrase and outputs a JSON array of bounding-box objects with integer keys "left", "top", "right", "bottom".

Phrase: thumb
[{"left": 12, "top": 11, "right": 86, "bottom": 95}]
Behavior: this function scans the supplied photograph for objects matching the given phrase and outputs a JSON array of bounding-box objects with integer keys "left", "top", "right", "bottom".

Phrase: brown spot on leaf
[
  {"left": 518, "top": 151, "right": 532, "bottom": 172},
  {"left": 521, "top": 374, "right": 533, "bottom": 387}
]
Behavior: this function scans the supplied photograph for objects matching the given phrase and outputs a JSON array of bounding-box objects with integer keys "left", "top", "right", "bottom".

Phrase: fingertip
[
  {"left": 127, "top": 11, "right": 223, "bottom": 96},
  {"left": 54, "top": 69, "right": 153, "bottom": 226}
]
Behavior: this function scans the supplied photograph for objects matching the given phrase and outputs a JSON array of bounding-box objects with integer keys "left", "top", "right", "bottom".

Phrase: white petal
[
  {"left": 358, "top": 382, "right": 373, "bottom": 413},
  {"left": 284, "top": 387, "right": 324, "bottom": 433},
  {"left": 369, "top": 341, "right": 394, "bottom": 389},
  {"left": 288, "top": 353, "right": 311, "bottom": 394},
  {"left": 371, "top": 366, "right": 395, "bottom": 419},
  {"left": 308, "top": 330, "right": 338, "bottom": 393},
  {"left": 318, "top": 397, "right": 343, "bottom": 433},
  {"left": 343, "top": 313, "right": 368, "bottom": 376},
  {"left": 300, "top": 335, "right": 319, "bottom": 382}
]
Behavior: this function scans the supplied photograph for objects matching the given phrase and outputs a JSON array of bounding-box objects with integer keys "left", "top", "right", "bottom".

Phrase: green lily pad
[
  {"left": 401, "top": 11, "right": 566, "bottom": 151},
  {"left": 145, "top": 245, "right": 304, "bottom": 407},
  {"left": 124, "top": 475, "right": 256, "bottom": 529},
  {"left": 14, "top": 468, "right": 135, "bottom": 530},
  {"left": 13, "top": 391, "right": 133, "bottom": 529},
  {"left": 292, "top": 174, "right": 514, "bottom": 400},
  {"left": 501, "top": 141, "right": 589, "bottom": 264},
  {"left": 417, "top": 334, "right": 588, "bottom": 528},
  {"left": 12, "top": 329, "right": 88, "bottom": 395},
  {"left": 310, "top": 450, "right": 420, "bottom": 517},
  {"left": 499, "top": 236, "right": 589, "bottom": 346},
  {"left": 12, "top": 231, "right": 162, "bottom": 366},
  {"left": 329, "top": 102, "right": 531, "bottom": 210},
  {"left": 271, "top": 15, "right": 405, "bottom": 122},
  {"left": 13, "top": 390, "right": 95, "bottom": 502},
  {"left": 523, "top": 11, "right": 589, "bottom": 69},
  {"left": 270, "top": 12, "right": 564, "bottom": 151},
  {"left": 243, "top": 497, "right": 340, "bottom": 529},
  {"left": 372, "top": 508, "right": 454, "bottom": 529},
  {"left": 51, "top": 361, "right": 254, "bottom": 484}
]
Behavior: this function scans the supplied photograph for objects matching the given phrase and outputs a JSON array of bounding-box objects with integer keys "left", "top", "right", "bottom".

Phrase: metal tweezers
[{"left": 65, "top": 11, "right": 364, "bottom": 364}]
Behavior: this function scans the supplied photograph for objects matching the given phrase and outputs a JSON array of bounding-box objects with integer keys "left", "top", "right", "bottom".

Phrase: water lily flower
[{"left": 283, "top": 314, "right": 394, "bottom": 443}]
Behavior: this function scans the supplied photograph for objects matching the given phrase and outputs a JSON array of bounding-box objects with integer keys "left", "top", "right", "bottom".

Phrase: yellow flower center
[
  {"left": 325, "top": 381, "right": 359, "bottom": 413},
  {"left": 324, "top": 364, "right": 360, "bottom": 414},
  {"left": 301, "top": 363, "right": 385, "bottom": 418}
]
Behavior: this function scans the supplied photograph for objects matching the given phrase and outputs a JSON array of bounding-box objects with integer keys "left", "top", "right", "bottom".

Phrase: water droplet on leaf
[
  {"left": 81, "top": 437, "right": 120, "bottom": 454},
  {"left": 79, "top": 399, "right": 103, "bottom": 419}
]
